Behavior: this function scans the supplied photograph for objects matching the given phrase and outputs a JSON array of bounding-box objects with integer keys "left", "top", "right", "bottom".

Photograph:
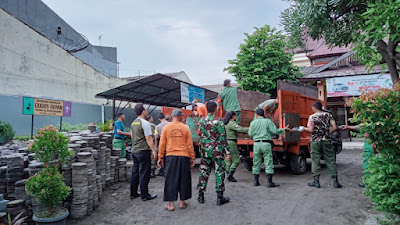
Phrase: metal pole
[
  {"left": 113, "top": 94, "right": 116, "bottom": 120},
  {"left": 59, "top": 116, "right": 63, "bottom": 132},
  {"left": 31, "top": 115, "right": 34, "bottom": 139}
]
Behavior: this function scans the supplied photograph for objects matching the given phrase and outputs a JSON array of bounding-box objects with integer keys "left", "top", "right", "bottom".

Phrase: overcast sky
[{"left": 42, "top": 0, "right": 289, "bottom": 85}]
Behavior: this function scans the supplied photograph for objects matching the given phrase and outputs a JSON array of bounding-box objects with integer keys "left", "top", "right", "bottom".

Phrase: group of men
[{"left": 111, "top": 78, "right": 351, "bottom": 211}]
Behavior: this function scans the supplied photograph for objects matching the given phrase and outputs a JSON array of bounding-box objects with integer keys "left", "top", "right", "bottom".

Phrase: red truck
[{"left": 162, "top": 81, "right": 342, "bottom": 175}]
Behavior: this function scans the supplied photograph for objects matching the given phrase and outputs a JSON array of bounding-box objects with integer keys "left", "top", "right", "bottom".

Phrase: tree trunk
[{"left": 376, "top": 40, "right": 399, "bottom": 84}]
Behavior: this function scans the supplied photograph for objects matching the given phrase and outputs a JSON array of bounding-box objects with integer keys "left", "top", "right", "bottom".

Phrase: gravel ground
[{"left": 70, "top": 146, "right": 380, "bottom": 225}]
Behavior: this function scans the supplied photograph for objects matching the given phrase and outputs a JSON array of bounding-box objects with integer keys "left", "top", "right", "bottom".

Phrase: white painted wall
[
  {"left": 292, "top": 53, "right": 311, "bottom": 67},
  {"left": 0, "top": 8, "right": 128, "bottom": 105}
]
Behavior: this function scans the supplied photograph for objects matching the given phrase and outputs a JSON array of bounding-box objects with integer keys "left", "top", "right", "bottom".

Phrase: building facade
[
  {"left": 0, "top": 0, "right": 119, "bottom": 77},
  {"left": 292, "top": 38, "right": 392, "bottom": 138}
]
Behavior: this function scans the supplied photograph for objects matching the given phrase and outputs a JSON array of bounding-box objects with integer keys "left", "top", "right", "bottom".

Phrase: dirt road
[{"left": 71, "top": 146, "right": 379, "bottom": 225}]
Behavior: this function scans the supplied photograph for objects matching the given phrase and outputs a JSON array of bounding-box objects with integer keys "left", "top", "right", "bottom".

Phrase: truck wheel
[
  {"left": 243, "top": 157, "right": 253, "bottom": 171},
  {"left": 289, "top": 149, "right": 307, "bottom": 175}
]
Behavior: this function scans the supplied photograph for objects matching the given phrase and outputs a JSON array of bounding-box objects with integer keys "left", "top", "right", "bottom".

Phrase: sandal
[
  {"left": 179, "top": 202, "right": 187, "bottom": 209},
  {"left": 164, "top": 204, "right": 175, "bottom": 211}
]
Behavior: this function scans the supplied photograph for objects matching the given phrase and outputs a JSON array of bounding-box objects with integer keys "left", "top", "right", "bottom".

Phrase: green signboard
[{"left": 23, "top": 97, "right": 34, "bottom": 115}]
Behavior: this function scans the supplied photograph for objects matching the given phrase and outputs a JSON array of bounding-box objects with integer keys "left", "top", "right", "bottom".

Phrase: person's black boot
[
  {"left": 156, "top": 169, "right": 164, "bottom": 176},
  {"left": 198, "top": 191, "right": 205, "bottom": 204},
  {"left": 332, "top": 175, "right": 343, "bottom": 188},
  {"left": 216, "top": 191, "right": 229, "bottom": 206},
  {"left": 227, "top": 170, "right": 237, "bottom": 182},
  {"left": 266, "top": 174, "right": 280, "bottom": 188},
  {"left": 253, "top": 174, "right": 260, "bottom": 186},
  {"left": 150, "top": 169, "right": 156, "bottom": 178},
  {"left": 308, "top": 176, "right": 321, "bottom": 188}
]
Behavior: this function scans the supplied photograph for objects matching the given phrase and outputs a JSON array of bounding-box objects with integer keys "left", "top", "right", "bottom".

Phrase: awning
[{"left": 96, "top": 73, "right": 218, "bottom": 109}]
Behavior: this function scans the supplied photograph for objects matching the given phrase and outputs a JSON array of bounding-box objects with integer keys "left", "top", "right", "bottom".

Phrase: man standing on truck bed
[
  {"left": 255, "top": 98, "right": 279, "bottom": 119},
  {"left": 249, "top": 109, "right": 290, "bottom": 188},
  {"left": 197, "top": 101, "right": 231, "bottom": 206},
  {"left": 218, "top": 79, "right": 241, "bottom": 123},
  {"left": 297, "top": 101, "right": 342, "bottom": 189}
]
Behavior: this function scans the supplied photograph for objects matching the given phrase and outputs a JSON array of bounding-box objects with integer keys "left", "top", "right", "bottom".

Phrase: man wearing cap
[
  {"left": 249, "top": 109, "right": 291, "bottom": 187},
  {"left": 158, "top": 109, "right": 195, "bottom": 211},
  {"left": 197, "top": 101, "right": 231, "bottom": 206},
  {"left": 146, "top": 115, "right": 158, "bottom": 178},
  {"left": 155, "top": 113, "right": 170, "bottom": 176},
  {"left": 130, "top": 103, "right": 157, "bottom": 201},
  {"left": 113, "top": 112, "right": 131, "bottom": 158},
  {"left": 218, "top": 79, "right": 241, "bottom": 123}
]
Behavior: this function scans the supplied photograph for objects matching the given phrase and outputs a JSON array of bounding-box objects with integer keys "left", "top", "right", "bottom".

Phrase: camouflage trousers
[{"left": 197, "top": 157, "right": 226, "bottom": 192}]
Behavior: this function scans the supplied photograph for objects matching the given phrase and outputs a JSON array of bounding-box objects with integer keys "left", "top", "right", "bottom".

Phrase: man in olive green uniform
[
  {"left": 223, "top": 111, "right": 249, "bottom": 182},
  {"left": 218, "top": 79, "right": 241, "bottom": 123},
  {"left": 255, "top": 98, "right": 279, "bottom": 119},
  {"left": 130, "top": 103, "right": 157, "bottom": 201},
  {"left": 341, "top": 125, "right": 375, "bottom": 187},
  {"left": 146, "top": 115, "right": 158, "bottom": 178},
  {"left": 249, "top": 109, "right": 290, "bottom": 187}
]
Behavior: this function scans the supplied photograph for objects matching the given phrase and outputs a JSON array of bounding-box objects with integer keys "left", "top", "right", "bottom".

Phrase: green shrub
[
  {"left": 97, "top": 119, "right": 114, "bottom": 132},
  {"left": 13, "top": 135, "right": 31, "bottom": 141},
  {"left": 349, "top": 83, "right": 400, "bottom": 221},
  {"left": 0, "top": 120, "right": 15, "bottom": 145},
  {"left": 55, "top": 122, "right": 88, "bottom": 132},
  {"left": 26, "top": 125, "right": 72, "bottom": 217}
]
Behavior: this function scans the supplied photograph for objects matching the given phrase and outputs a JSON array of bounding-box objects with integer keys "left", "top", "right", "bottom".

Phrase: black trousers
[
  {"left": 130, "top": 151, "right": 151, "bottom": 198},
  {"left": 164, "top": 156, "right": 192, "bottom": 201}
]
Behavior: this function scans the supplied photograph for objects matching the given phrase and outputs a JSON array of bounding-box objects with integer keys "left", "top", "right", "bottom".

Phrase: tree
[
  {"left": 282, "top": 0, "right": 400, "bottom": 83},
  {"left": 224, "top": 25, "right": 302, "bottom": 94}
]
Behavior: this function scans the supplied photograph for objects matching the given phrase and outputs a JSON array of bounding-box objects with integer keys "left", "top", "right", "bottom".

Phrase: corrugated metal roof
[{"left": 96, "top": 73, "right": 218, "bottom": 108}]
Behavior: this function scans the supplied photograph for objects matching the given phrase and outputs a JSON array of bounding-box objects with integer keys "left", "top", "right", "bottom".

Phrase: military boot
[
  {"left": 216, "top": 191, "right": 229, "bottom": 206},
  {"left": 253, "top": 174, "right": 260, "bottom": 186},
  {"left": 150, "top": 169, "right": 156, "bottom": 179},
  {"left": 227, "top": 170, "right": 237, "bottom": 182},
  {"left": 332, "top": 175, "right": 343, "bottom": 188},
  {"left": 308, "top": 176, "right": 321, "bottom": 188},
  {"left": 198, "top": 191, "right": 205, "bottom": 204},
  {"left": 266, "top": 174, "right": 280, "bottom": 188}
]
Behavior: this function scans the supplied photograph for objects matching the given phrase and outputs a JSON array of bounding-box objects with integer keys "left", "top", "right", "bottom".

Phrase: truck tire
[
  {"left": 289, "top": 149, "right": 307, "bottom": 175},
  {"left": 243, "top": 157, "right": 253, "bottom": 171}
]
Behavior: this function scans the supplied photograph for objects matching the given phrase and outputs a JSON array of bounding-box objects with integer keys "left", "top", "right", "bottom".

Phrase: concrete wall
[
  {"left": 0, "top": 0, "right": 118, "bottom": 76},
  {"left": 292, "top": 53, "right": 311, "bottom": 67},
  {"left": 0, "top": 7, "right": 128, "bottom": 105},
  {"left": 0, "top": 94, "right": 161, "bottom": 135}
]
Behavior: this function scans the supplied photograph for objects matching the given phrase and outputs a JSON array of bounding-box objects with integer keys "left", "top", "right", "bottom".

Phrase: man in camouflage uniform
[{"left": 197, "top": 101, "right": 231, "bottom": 206}]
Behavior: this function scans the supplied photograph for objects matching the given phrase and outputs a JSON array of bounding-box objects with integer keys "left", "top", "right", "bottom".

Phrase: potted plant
[{"left": 26, "top": 125, "right": 73, "bottom": 225}]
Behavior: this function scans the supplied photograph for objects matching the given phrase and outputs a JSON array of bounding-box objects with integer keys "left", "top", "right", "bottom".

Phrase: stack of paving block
[
  {"left": 76, "top": 152, "right": 97, "bottom": 215},
  {"left": 62, "top": 149, "right": 75, "bottom": 187},
  {"left": 3, "top": 154, "right": 25, "bottom": 200},
  {"left": 110, "top": 156, "right": 118, "bottom": 184},
  {"left": 105, "top": 148, "right": 111, "bottom": 187},
  {"left": 126, "top": 161, "right": 133, "bottom": 183},
  {"left": 70, "top": 162, "right": 88, "bottom": 219},
  {"left": 27, "top": 161, "right": 43, "bottom": 177},
  {"left": 118, "top": 158, "right": 127, "bottom": 182}
]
